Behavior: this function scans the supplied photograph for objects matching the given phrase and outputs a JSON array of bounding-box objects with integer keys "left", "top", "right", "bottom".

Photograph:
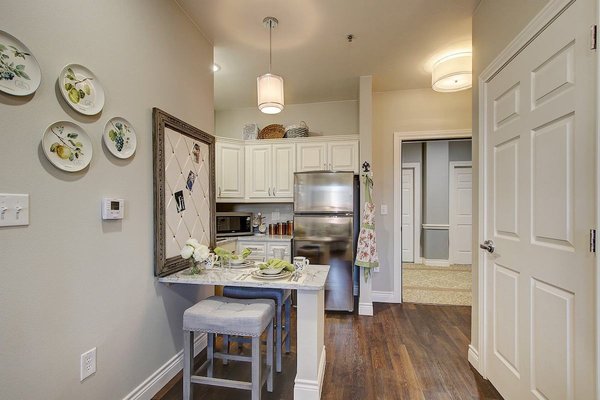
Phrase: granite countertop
[{"left": 158, "top": 264, "right": 329, "bottom": 291}]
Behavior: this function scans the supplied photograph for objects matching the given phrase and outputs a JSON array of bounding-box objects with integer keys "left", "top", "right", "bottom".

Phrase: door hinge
[
  {"left": 591, "top": 25, "right": 597, "bottom": 50},
  {"left": 590, "top": 229, "right": 597, "bottom": 253}
]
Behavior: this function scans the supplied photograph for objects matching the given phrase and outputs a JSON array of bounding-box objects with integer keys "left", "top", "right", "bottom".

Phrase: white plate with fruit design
[
  {"left": 42, "top": 121, "right": 92, "bottom": 172},
  {"left": 59, "top": 64, "right": 105, "bottom": 115},
  {"left": 0, "top": 30, "right": 42, "bottom": 96},
  {"left": 103, "top": 117, "right": 137, "bottom": 159}
]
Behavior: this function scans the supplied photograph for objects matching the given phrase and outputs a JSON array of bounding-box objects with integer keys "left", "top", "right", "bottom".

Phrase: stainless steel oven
[{"left": 216, "top": 212, "right": 253, "bottom": 237}]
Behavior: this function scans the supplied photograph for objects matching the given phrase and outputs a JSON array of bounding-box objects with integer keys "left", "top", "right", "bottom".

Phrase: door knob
[{"left": 479, "top": 239, "right": 495, "bottom": 253}]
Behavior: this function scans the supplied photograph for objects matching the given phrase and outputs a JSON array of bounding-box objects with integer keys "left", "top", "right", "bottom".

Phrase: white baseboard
[
  {"left": 123, "top": 333, "right": 207, "bottom": 400},
  {"left": 468, "top": 344, "right": 482, "bottom": 375},
  {"left": 358, "top": 301, "right": 374, "bottom": 316},
  {"left": 423, "top": 258, "right": 450, "bottom": 267},
  {"left": 372, "top": 290, "right": 398, "bottom": 303}
]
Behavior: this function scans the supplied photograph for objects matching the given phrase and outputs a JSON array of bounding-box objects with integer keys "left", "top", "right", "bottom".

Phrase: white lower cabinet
[{"left": 237, "top": 239, "right": 292, "bottom": 263}]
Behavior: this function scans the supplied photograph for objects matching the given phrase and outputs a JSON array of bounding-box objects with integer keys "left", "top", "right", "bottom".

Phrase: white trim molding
[
  {"left": 468, "top": 345, "right": 481, "bottom": 375},
  {"left": 123, "top": 333, "right": 207, "bottom": 400},
  {"left": 423, "top": 259, "right": 451, "bottom": 267},
  {"left": 393, "top": 129, "right": 472, "bottom": 305},
  {"left": 372, "top": 290, "right": 396, "bottom": 303},
  {"left": 294, "top": 345, "right": 327, "bottom": 400},
  {"left": 422, "top": 223, "right": 450, "bottom": 230}
]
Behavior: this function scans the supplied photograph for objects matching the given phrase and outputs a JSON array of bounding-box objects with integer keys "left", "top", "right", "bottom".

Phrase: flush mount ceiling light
[
  {"left": 431, "top": 51, "right": 472, "bottom": 92},
  {"left": 257, "top": 16, "right": 284, "bottom": 114}
]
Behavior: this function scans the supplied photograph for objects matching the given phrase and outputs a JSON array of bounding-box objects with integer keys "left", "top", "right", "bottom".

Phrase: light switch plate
[
  {"left": 380, "top": 204, "right": 388, "bottom": 215},
  {"left": 0, "top": 193, "right": 29, "bottom": 227}
]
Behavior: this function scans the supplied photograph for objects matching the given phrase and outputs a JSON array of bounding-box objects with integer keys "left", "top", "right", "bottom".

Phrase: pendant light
[
  {"left": 257, "top": 17, "right": 284, "bottom": 114},
  {"left": 432, "top": 52, "right": 472, "bottom": 92}
]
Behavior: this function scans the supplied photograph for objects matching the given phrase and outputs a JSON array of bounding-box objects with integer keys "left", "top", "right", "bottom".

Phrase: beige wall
[
  {"left": 215, "top": 100, "right": 358, "bottom": 138},
  {"left": 470, "top": 0, "right": 549, "bottom": 356},
  {"left": 371, "top": 88, "right": 472, "bottom": 292},
  {"left": 0, "top": 1, "right": 214, "bottom": 399}
]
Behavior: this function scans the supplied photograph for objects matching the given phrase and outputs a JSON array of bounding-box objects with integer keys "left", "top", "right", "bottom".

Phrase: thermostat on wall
[{"left": 102, "top": 198, "right": 124, "bottom": 220}]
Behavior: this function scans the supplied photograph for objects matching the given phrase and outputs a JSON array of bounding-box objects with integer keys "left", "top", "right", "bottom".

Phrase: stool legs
[
  {"left": 267, "top": 320, "right": 274, "bottom": 392},
  {"left": 183, "top": 330, "right": 194, "bottom": 400},
  {"left": 251, "top": 336, "right": 261, "bottom": 400},
  {"left": 285, "top": 297, "right": 292, "bottom": 353},
  {"left": 276, "top": 303, "right": 282, "bottom": 372},
  {"left": 207, "top": 333, "right": 214, "bottom": 378},
  {"left": 222, "top": 334, "right": 229, "bottom": 365}
]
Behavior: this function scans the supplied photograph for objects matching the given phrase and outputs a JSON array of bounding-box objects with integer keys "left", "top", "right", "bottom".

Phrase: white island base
[
  {"left": 159, "top": 264, "right": 330, "bottom": 399},
  {"left": 294, "top": 289, "right": 326, "bottom": 399}
]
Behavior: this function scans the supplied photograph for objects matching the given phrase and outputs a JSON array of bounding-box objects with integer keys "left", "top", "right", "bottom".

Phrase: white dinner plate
[
  {"left": 103, "top": 117, "right": 137, "bottom": 159},
  {"left": 59, "top": 64, "right": 105, "bottom": 115},
  {"left": 251, "top": 270, "right": 292, "bottom": 280},
  {"left": 42, "top": 121, "right": 93, "bottom": 172},
  {"left": 0, "top": 30, "right": 41, "bottom": 96},
  {"left": 226, "top": 260, "right": 254, "bottom": 269}
]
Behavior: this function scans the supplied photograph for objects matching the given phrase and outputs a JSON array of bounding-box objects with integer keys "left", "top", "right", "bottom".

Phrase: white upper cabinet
[
  {"left": 296, "top": 143, "right": 327, "bottom": 172},
  {"left": 297, "top": 140, "right": 359, "bottom": 173},
  {"left": 216, "top": 136, "right": 358, "bottom": 202},
  {"left": 216, "top": 142, "right": 244, "bottom": 198},
  {"left": 271, "top": 144, "right": 295, "bottom": 198},
  {"left": 246, "top": 143, "right": 295, "bottom": 200},
  {"left": 328, "top": 140, "right": 359, "bottom": 173},
  {"left": 245, "top": 144, "right": 272, "bottom": 198}
]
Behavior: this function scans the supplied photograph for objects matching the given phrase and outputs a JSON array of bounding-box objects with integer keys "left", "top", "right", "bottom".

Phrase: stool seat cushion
[
  {"left": 223, "top": 287, "right": 291, "bottom": 305},
  {"left": 183, "top": 296, "right": 275, "bottom": 337}
]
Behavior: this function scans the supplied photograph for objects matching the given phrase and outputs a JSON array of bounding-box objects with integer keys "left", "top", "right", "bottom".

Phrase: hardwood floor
[{"left": 155, "top": 303, "right": 502, "bottom": 400}]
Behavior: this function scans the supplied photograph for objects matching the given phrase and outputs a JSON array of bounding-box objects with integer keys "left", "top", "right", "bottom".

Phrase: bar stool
[
  {"left": 183, "top": 296, "right": 274, "bottom": 400},
  {"left": 222, "top": 287, "right": 292, "bottom": 372}
]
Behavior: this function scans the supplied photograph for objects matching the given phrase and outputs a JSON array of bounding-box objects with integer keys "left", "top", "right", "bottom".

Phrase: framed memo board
[{"left": 152, "top": 108, "right": 216, "bottom": 277}]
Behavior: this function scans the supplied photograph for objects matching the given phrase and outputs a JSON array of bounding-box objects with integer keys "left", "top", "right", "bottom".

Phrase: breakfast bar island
[{"left": 159, "top": 264, "right": 330, "bottom": 400}]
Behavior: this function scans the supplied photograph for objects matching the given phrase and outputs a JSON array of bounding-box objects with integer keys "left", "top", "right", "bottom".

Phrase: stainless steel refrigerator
[{"left": 293, "top": 171, "right": 359, "bottom": 312}]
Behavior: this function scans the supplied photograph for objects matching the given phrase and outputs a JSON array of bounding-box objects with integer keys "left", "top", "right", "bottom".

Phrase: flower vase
[{"left": 189, "top": 259, "right": 205, "bottom": 275}]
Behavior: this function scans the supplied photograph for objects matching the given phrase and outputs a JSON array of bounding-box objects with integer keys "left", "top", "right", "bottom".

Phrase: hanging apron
[{"left": 354, "top": 174, "right": 379, "bottom": 281}]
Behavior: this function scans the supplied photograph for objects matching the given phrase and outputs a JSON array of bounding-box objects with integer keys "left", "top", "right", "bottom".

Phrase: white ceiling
[{"left": 177, "top": 0, "right": 478, "bottom": 110}]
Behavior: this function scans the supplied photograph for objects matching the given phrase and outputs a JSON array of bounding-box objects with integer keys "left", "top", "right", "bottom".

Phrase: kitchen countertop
[
  {"left": 217, "top": 234, "right": 293, "bottom": 243},
  {"left": 158, "top": 264, "right": 329, "bottom": 291}
]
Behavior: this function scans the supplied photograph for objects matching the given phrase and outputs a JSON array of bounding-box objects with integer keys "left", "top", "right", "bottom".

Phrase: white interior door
[
  {"left": 483, "top": 2, "right": 595, "bottom": 399},
  {"left": 401, "top": 168, "right": 414, "bottom": 263},
  {"left": 450, "top": 164, "right": 472, "bottom": 264}
]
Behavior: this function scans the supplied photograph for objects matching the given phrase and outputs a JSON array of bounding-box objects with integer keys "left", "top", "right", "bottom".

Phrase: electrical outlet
[
  {"left": 380, "top": 204, "right": 388, "bottom": 215},
  {"left": 80, "top": 347, "right": 97, "bottom": 381}
]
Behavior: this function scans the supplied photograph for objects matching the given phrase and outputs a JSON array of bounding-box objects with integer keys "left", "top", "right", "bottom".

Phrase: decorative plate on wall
[
  {"left": 42, "top": 121, "right": 93, "bottom": 172},
  {"left": 58, "top": 64, "right": 105, "bottom": 115},
  {"left": 0, "top": 30, "right": 42, "bottom": 96},
  {"left": 103, "top": 117, "right": 137, "bottom": 159}
]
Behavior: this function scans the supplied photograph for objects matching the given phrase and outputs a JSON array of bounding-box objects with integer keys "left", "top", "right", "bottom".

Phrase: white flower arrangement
[{"left": 181, "top": 238, "right": 210, "bottom": 263}]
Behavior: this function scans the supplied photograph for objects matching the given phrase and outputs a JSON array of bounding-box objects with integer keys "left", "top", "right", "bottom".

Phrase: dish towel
[{"left": 355, "top": 173, "right": 379, "bottom": 281}]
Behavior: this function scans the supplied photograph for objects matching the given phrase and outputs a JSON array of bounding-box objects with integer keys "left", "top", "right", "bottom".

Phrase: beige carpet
[{"left": 402, "top": 263, "right": 472, "bottom": 306}]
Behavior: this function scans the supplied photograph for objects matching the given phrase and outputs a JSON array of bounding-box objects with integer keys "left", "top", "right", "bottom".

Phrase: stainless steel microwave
[{"left": 216, "top": 212, "right": 253, "bottom": 237}]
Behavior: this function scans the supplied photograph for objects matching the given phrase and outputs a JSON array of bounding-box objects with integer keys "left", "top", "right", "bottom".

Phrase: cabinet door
[
  {"left": 216, "top": 142, "right": 244, "bottom": 198},
  {"left": 245, "top": 145, "right": 272, "bottom": 198},
  {"left": 237, "top": 241, "right": 267, "bottom": 262},
  {"left": 271, "top": 144, "right": 295, "bottom": 199},
  {"left": 296, "top": 143, "right": 327, "bottom": 172},
  {"left": 328, "top": 140, "right": 359, "bottom": 173}
]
